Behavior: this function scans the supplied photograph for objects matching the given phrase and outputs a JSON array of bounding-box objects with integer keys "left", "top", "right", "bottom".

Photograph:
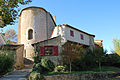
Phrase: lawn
[{"left": 45, "top": 66, "right": 120, "bottom": 76}]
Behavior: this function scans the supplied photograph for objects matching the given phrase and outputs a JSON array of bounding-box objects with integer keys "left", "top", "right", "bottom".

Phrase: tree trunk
[
  {"left": 69, "top": 58, "right": 72, "bottom": 73},
  {"left": 99, "top": 61, "right": 101, "bottom": 71}
]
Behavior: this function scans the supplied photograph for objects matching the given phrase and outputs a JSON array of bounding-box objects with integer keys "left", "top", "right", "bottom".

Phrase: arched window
[{"left": 28, "top": 29, "right": 33, "bottom": 40}]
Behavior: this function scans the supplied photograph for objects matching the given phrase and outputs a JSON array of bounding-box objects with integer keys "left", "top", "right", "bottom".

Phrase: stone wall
[
  {"left": 33, "top": 36, "right": 62, "bottom": 65},
  {"left": 18, "top": 7, "right": 56, "bottom": 60},
  {"left": 0, "top": 45, "right": 24, "bottom": 69},
  {"left": 44, "top": 73, "right": 120, "bottom": 80},
  {"left": 14, "top": 45, "right": 24, "bottom": 68}
]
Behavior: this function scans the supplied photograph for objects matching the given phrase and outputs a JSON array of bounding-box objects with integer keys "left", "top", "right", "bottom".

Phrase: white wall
[{"left": 51, "top": 25, "right": 95, "bottom": 46}]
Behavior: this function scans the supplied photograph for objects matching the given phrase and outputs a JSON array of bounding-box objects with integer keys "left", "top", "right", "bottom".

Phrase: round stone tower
[{"left": 18, "top": 7, "right": 56, "bottom": 60}]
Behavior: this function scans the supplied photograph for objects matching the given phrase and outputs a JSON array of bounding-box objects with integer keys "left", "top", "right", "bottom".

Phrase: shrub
[
  {"left": 103, "top": 54, "right": 120, "bottom": 67},
  {"left": 34, "top": 54, "right": 42, "bottom": 64},
  {"left": 28, "top": 71, "right": 45, "bottom": 80},
  {"left": 0, "top": 54, "right": 14, "bottom": 74},
  {"left": 63, "top": 48, "right": 105, "bottom": 71},
  {"left": 54, "top": 66, "right": 66, "bottom": 72},
  {"left": 41, "top": 57, "right": 55, "bottom": 72},
  {"left": 32, "top": 63, "right": 48, "bottom": 74}
]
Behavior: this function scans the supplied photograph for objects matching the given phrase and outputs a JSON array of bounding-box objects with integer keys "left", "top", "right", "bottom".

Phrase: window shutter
[
  {"left": 53, "top": 46, "right": 58, "bottom": 56},
  {"left": 40, "top": 46, "right": 45, "bottom": 56},
  {"left": 81, "top": 34, "right": 84, "bottom": 40},
  {"left": 70, "top": 30, "right": 74, "bottom": 37}
]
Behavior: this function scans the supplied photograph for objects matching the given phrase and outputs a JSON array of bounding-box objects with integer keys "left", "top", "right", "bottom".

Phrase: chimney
[{"left": 54, "top": 16, "right": 56, "bottom": 23}]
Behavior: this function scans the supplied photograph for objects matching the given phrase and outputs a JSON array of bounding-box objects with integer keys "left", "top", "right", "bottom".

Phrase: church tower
[{"left": 18, "top": 7, "right": 56, "bottom": 60}]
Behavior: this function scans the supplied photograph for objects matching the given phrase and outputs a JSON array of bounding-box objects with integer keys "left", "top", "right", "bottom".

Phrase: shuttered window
[
  {"left": 40, "top": 46, "right": 45, "bottom": 56},
  {"left": 53, "top": 46, "right": 58, "bottom": 56},
  {"left": 70, "top": 30, "right": 74, "bottom": 37},
  {"left": 80, "top": 34, "right": 84, "bottom": 40},
  {"left": 39, "top": 46, "right": 58, "bottom": 56}
]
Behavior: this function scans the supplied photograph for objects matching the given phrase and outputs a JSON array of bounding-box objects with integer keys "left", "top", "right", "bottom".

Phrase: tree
[
  {"left": 5, "top": 28, "right": 17, "bottom": 43},
  {"left": 0, "top": 0, "right": 32, "bottom": 28},
  {"left": 94, "top": 47, "right": 106, "bottom": 71},
  {"left": 60, "top": 42, "right": 84, "bottom": 72},
  {"left": 113, "top": 38, "right": 120, "bottom": 56}
]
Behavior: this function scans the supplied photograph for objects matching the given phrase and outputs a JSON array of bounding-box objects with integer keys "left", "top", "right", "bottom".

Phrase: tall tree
[
  {"left": 61, "top": 42, "right": 84, "bottom": 72},
  {"left": 94, "top": 47, "right": 106, "bottom": 71},
  {"left": 0, "top": 0, "right": 32, "bottom": 28},
  {"left": 5, "top": 28, "right": 17, "bottom": 43},
  {"left": 113, "top": 38, "right": 120, "bottom": 56}
]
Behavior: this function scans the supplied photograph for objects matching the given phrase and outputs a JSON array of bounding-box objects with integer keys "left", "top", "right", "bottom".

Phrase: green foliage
[
  {"left": 54, "top": 66, "right": 66, "bottom": 72},
  {"left": 33, "top": 55, "right": 55, "bottom": 74},
  {"left": 0, "top": 0, "right": 32, "bottom": 28},
  {"left": 61, "top": 42, "right": 84, "bottom": 72},
  {"left": 103, "top": 54, "right": 120, "bottom": 67},
  {"left": 41, "top": 57, "right": 55, "bottom": 72},
  {"left": 34, "top": 54, "right": 42, "bottom": 64},
  {"left": 62, "top": 46, "right": 106, "bottom": 71},
  {"left": 71, "top": 49, "right": 96, "bottom": 71},
  {"left": 113, "top": 38, "right": 120, "bottom": 56},
  {"left": 28, "top": 71, "right": 45, "bottom": 80},
  {"left": 0, "top": 54, "right": 14, "bottom": 74},
  {"left": 32, "top": 62, "right": 48, "bottom": 74},
  {"left": 33, "top": 63, "right": 43, "bottom": 73}
]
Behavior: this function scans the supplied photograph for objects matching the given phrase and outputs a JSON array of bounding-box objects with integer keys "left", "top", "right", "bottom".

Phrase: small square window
[
  {"left": 40, "top": 46, "right": 58, "bottom": 56},
  {"left": 45, "top": 46, "right": 53, "bottom": 56},
  {"left": 80, "top": 34, "right": 84, "bottom": 40},
  {"left": 70, "top": 30, "right": 74, "bottom": 37}
]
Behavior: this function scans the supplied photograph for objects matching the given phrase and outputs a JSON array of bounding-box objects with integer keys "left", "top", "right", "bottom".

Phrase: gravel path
[{"left": 0, "top": 68, "right": 32, "bottom": 80}]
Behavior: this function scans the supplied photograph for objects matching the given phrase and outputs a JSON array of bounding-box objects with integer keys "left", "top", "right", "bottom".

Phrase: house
[
  {"left": 17, "top": 6, "right": 96, "bottom": 61},
  {"left": 32, "top": 24, "right": 95, "bottom": 64},
  {"left": 51, "top": 24, "right": 95, "bottom": 49},
  {"left": 94, "top": 40, "right": 103, "bottom": 47}
]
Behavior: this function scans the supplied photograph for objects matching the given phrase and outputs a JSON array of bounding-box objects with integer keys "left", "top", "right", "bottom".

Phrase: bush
[
  {"left": 54, "top": 66, "right": 66, "bottom": 72},
  {"left": 102, "top": 54, "right": 120, "bottom": 67},
  {"left": 33, "top": 56, "right": 55, "bottom": 74},
  {"left": 32, "top": 63, "right": 48, "bottom": 74},
  {"left": 63, "top": 48, "right": 105, "bottom": 71},
  {"left": 0, "top": 54, "right": 14, "bottom": 74},
  {"left": 41, "top": 57, "right": 55, "bottom": 72},
  {"left": 34, "top": 54, "right": 42, "bottom": 64},
  {"left": 28, "top": 71, "right": 45, "bottom": 80}
]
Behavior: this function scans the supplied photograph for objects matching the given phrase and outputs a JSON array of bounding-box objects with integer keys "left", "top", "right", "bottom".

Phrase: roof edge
[
  {"left": 57, "top": 24, "right": 95, "bottom": 37},
  {"left": 19, "top": 6, "right": 56, "bottom": 26}
]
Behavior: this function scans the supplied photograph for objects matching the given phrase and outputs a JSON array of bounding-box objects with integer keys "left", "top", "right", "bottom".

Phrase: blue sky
[{"left": 1, "top": 0, "right": 120, "bottom": 53}]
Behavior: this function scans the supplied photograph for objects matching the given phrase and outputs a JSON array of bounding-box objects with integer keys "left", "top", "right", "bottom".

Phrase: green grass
[
  {"left": 93, "top": 66, "right": 120, "bottom": 73},
  {"left": 45, "top": 66, "right": 120, "bottom": 76}
]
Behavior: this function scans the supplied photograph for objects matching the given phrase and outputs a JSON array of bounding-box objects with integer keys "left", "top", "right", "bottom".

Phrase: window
[
  {"left": 40, "top": 46, "right": 58, "bottom": 56},
  {"left": 80, "top": 34, "right": 84, "bottom": 40},
  {"left": 28, "top": 29, "right": 33, "bottom": 40},
  {"left": 45, "top": 46, "right": 53, "bottom": 56},
  {"left": 70, "top": 30, "right": 74, "bottom": 37}
]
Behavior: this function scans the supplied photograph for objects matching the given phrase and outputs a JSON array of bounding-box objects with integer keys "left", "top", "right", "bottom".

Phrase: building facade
[
  {"left": 18, "top": 6, "right": 95, "bottom": 61},
  {"left": 18, "top": 7, "right": 56, "bottom": 60},
  {"left": 51, "top": 24, "right": 95, "bottom": 49}
]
